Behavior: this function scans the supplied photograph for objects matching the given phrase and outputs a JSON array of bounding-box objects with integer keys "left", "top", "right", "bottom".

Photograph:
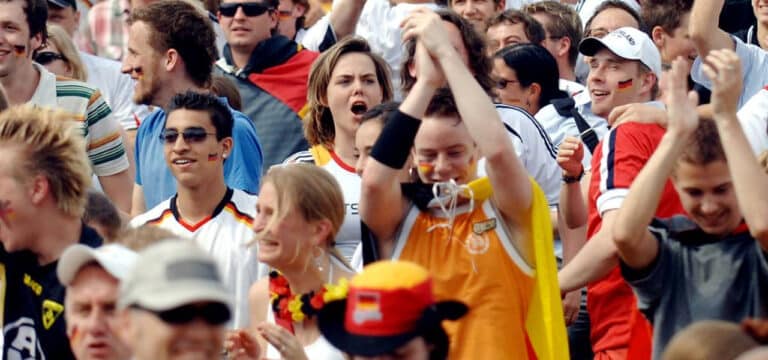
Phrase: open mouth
[
  {"left": 172, "top": 159, "right": 194, "bottom": 165},
  {"left": 351, "top": 102, "right": 368, "bottom": 115}
]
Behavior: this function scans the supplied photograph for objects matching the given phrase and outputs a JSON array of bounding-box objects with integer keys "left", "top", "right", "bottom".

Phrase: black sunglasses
[
  {"left": 160, "top": 127, "right": 217, "bottom": 144},
  {"left": 134, "top": 302, "right": 231, "bottom": 325},
  {"left": 219, "top": 2, "right": 271, "bottom": 17},
  {"left": 34, "top": 52, "right": 66, "bottom": 65}
]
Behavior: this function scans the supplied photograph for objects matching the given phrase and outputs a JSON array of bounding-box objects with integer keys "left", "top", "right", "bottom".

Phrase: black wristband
[
  {"left": 370, "top": 109, "right": 421, "bottom": 169},
  {"left": 562, "top": 168, "right": 584, "bottom": 184}
]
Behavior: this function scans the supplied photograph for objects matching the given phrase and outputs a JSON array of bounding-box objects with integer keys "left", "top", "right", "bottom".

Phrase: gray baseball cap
[{"left": 118, "top": 239, "right": 231, "bottom": 312}]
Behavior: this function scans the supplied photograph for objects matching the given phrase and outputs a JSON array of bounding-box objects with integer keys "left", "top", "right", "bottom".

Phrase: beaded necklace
[{"left": 268, "top": 269, "right": 348, "bottom": 334}]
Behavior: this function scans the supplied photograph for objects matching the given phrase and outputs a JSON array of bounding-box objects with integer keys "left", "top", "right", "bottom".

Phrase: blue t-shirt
[{"left": 135, "top": 99, "right": 263, "bottom": 209}]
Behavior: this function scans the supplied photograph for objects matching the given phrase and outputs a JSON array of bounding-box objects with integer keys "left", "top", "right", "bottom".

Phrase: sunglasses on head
[
  {"left": 219, "top": 2, "right": 271, "bottom": 17},
  {"left": 160, "top": 127, "right": 217, "bottom": 144},
  {"left": 134, "top": 302, "right": 231, "bottom": 325},
  {"left": 34, "top": 52, "right": 66, "bottom": 65}
]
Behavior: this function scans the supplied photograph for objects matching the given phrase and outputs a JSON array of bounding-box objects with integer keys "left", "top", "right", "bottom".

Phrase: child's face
[{"left": 672, "top": 160, "right": 742, "bottom": 237}]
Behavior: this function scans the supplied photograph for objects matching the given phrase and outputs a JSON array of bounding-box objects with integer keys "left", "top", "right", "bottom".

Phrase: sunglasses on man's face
[
  {"left": 134, "top": 302, "right": 231, "bottom": 326},
  {"left": 219, "top": 2, "right": 270, "bottom": 17},
  {"left": 160, "top": 127, "right": 217, "bottom": 144},
  {"left": 34, "top": 52, "right": 66, "bottom": 65}
]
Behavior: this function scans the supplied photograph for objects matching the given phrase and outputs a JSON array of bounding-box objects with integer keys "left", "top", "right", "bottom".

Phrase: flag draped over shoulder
[{"left": 525, "top": 177, "right": 570, "bottom": 360}]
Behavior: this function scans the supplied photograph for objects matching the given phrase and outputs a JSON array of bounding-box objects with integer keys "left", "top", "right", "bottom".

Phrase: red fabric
[
  {"left": 345, "top": 279, "right": 433, "bottom": 336},
  {"left": 247, "top": 49, "right": 319, "bottom": 114},
  {"left": 586, "top": 122, "right": 685, "bottom": 356}
]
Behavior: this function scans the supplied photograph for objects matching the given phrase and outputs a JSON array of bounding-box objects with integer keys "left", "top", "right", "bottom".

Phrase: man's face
[
  {"left": 163, "top": 108, "right": 231, "bottom": 190},
  {"left": 121, "top": 21, "right": 163, "bottom": 106},
  {"left": 486, "top": 21, "right": 530, "bottom": 55},
  {"left": 413, "top": 116, "right": 479, "bottom": 185},
  {"left": 0, "top": 0, "right": 38, "bottom": 78},
  {"left": 0, "top": 146, "right": 35, "bottom": 252},
  {"left": 530, "top": 12, "right": 566, "bottom": 62},
  {"left": 753, "top": 0, "right": 768, "bottom": 24},
  {"left": 450, "top": 0, "right": 502, "bottom": 32},
  {"left": 65, "top": 264, "right": 131, "bottom": 360},
  {"left": 122, "top": 303, "right": 226, "bottom": 360},
  {"left": 585, "top": 7, "right": 639, "bottom": 38},
  {"left": 655, "top": 13, "right": 697, "bottom": 69},
  {"left": 218, "top": 0, "right": 276, "bottom": 52},
  {"left": 276, "top": 0, "right": 304, "bottom": 41},
  {"left": 47, "top": 4, "right": 80, "bottom": 37},
  {"left": 673, "top": 160, "right": 741, "bottom": 237},
  {"left": 587, "top": 49, "right": 651, "bottom": 119}
]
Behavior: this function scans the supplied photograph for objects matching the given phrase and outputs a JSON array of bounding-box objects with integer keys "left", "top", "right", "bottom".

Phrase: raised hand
[
  {"left": 257, "top": 323, "right": 308, "bottom": 360},
  {"left": 557, "top": 136, "right": 584, "bottom": 177},
  {"left": 608, "top": 103, "right": 668, "bottom": 128},
  {"left": 413, "top": 41, "right": 445, "bottom": 89},
  {"left": 400, "top": 8, "right": 455, "bottom": 61},
  {"left": 224, "top": 329, "right": 261, "bottom": 360},
  {"left": 701, "top": 49, "right": 743, "bottom": 120},
  {"left": 662, "top": 57, "right": 700, "bottom": 136}
]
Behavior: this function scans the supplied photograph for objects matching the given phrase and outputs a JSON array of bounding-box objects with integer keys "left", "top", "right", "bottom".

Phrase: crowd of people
[{"left": 1, "top": 0, "right": 768, "bottom": 358}]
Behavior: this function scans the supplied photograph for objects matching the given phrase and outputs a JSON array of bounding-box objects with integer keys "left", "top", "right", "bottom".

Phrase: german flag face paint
[
  {"left": 617, "top": 78, "right": 633, "bottom": 91},
  {"left": 13, "top": 45, "right": 25, "bottom": 56},
  {"left": 0, "top": 200, "right": 16, "bottom": 223},
  {"left": 417, "top": 162, "right": 433, "bottom": 176},
  {"left": 207, "top": 153, "right": 218, "bottom": 161}
]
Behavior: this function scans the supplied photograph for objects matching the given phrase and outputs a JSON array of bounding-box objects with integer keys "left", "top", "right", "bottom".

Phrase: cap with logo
[
  {"left": 318, "top": 260, "right": 467, "bottom": 356},
  {"left": 57, "top": 243, "right": 138, "bottom": 286},
  {"left": 47, "top": 0, "right": 77, "bottom": 10},
  {"left": 579, "top": 26, "right": 662, "bottom": 79},
  {"left": 117, "top": 239, "right": 231, "bottom": 312}
]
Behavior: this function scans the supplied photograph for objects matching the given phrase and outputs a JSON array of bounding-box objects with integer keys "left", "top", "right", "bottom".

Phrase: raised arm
[
  {"left": 402, "top": 8, "right": 531, "bottom": 224},
  {"left": 704, "top": 49, "right": 768, "bottom": 247},
  {"left": 613, "top": 58, "right": 699, "bottom": 269},
  {"left": 327, "top": 0, "right": 366, "bottom": 41},
  {"left": 689, "top": 0, "right": 734, "bottom": 57},
  {"left": 359, "top": 43, "right": 438, "bottom": 246},
  {"left": 557, "top": 136, "right": 588, "bottom": 228}
]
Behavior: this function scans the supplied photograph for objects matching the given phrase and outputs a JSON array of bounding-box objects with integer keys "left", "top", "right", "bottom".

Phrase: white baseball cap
[
  {"left": 579, "top": 27, "right": 662, "bottom": 79},
  {"left": 57, "top": 244, "right": 138, "bottom": 286}
]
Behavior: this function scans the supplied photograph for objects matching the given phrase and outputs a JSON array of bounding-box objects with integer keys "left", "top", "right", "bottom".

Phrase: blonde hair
[
  {"left": 663, "top": 320, "right": 758, "bottom": 360},
  {"left": 304, "top": 37, "right": 393, "bottom": 147},
  {"left": 0, "top": 106, "right": 91, "bottom": 217},
  {"left": 45, "top": 24, "right": 88, "bottom": 81},
  {"left": 113, "top": 225, "right": 177, "bottom": 251},
  {"left": 259, "top": 163, "right": 345, "bottom": 251}
]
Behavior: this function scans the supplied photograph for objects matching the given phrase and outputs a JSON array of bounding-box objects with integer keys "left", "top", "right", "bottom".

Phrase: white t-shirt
[
  {"left": 691, "top": 36, "right": 768, "bottom": 109},
  {"left": 736, "top": 88, "right": 768, "bottom": 155},
  {"left": 130, "top": 188, "right": 268, "bottom": 329}
]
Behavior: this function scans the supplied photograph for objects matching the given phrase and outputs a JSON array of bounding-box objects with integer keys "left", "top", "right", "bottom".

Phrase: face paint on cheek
[
  {"left": 617, "top": 78, "right": 633, "bottom": 92},
  {"left": 13, "top": 45, "right": 25, "bottom": 56},
  {"left": 418, "top": 162, "right": 433, "bottom": 176},
  {"left": 208, "top": 153, "right": 218, "bottom": 161},
  {"left": 0, "top": 200, "right": 16, "bottom": 223},
  {"left": 69, "top": 325, "right": 81, "bottom": 348}
]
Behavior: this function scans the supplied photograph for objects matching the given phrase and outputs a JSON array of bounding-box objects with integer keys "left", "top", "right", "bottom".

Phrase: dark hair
[
  {"left": 167, "top": 91, "right": 234, "bottom": 140},
  {"left": 523, "top": 0, "right": 582, "bottom": 67},
  {"left": 641, "top": 0, "right": 693, "bottom": 35},
  {"left": 83, "top": 190, "right": 122, "bottom": 241},
  {"left": 360, "top": 101, "right": 401, "bottom": 123},
  {"left": 495, "top": 44, "right": 568, "bottom": 109},
  {"left": 487, "top": 10, "right": 546, "bottom": 45},
  {"left": 128, "top": 0, "right": 218, "bottom": 88},
  {"left": 679, "top": 119, "right": 725, "bottom": 166},
  {"left": 305, "top": 37, "right": 393, "bottom": 147},
  {"left": 401, "top": 9, "right": 493, "bottom": 95},
  {"left": 584, "top": 0, "right": 642, "bottom": 37},
  {"left": 211, "top": 75, "right": 242, "bottom": 111},
  {"left": 425, "top": 88, "right": 461, "bottom": 120},
  {"left": 4, "top": 0, "right": 48, "bottom": 44}
]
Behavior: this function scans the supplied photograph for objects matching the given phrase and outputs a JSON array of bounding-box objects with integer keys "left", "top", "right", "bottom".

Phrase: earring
[{"left": 313, "top": 246, "right": 325, "bottom": 273}]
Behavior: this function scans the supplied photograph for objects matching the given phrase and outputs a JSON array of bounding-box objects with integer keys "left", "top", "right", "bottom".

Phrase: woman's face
[
  {"left": 492, "top": 57, "right": 535, "bottom": 114},
  {"left": 36, "top": 41, "right": 72, "bottom": 78},
  {"left": 413, "top": 116, "right": 478, "bottom": 185},
  {"left": 325, "top": 52, "right": 384, "bottom": 141},
  {"left": 253, "top": 182, "right": 317, "bottom": 269},
  {"left": 350, "top": 337, "right": 431, "bottom": 360}
]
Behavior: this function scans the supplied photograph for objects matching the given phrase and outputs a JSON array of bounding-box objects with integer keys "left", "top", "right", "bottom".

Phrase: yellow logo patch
[{"left": 41, "top": 300, "right": 63, "bottom": 330}]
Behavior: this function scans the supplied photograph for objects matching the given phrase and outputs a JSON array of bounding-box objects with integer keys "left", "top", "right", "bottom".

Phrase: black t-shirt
[{"left": 1, "top": 224, "right": 102, "bottom": 359}]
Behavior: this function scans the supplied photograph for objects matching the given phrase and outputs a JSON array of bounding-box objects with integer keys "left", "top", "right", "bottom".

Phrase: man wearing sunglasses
[
  {"left": 131, "top": 91, "right": 266, "bottom": 330},
  {"left": 0, "top": 0, "right": 133, "bottom": 214},
  {"left": 57, "top": 244, "right": 138, "bottom": 360},
  {"left": 124, "top": 0, "right": 263, "bottom": 217},
  {"left": 215, "top": 0, "right": 317, "bottom": 170},
  {"left": 117, "top": 239, "right": 233, "bottom": 360}
]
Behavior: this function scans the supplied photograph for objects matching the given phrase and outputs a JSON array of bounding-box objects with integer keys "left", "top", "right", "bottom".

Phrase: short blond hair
[
  {"left": 112, "top": 225, "right": 177, "bottom": 251},
  {"left": 45, "top": 24, "right": 88, "bottom": 81},
  {"left": 663, "top": 320, "right": 758, "bottom": 360},
  {"left": 0, "top": 106, "right": 91, "bottom": 217},
  {"left": 259, "top": 163, "right": 345, "bottom": 249}
]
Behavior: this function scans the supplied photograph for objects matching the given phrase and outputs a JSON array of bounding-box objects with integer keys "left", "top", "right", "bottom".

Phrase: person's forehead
[
  {"left": 592, "top": 48, "right": 633, "bottom": 64},
  {"left": 590, "top": 8, "right": 638, "bottom": 31},
  {"left": 166, "top": 108, "right": 214, "bottom": 127},
  {"left": 0, "top": 0, "right": 28, "bottom": 23},
  {"left": 70, "top": 263, "right": 119, "bottom": 289}
]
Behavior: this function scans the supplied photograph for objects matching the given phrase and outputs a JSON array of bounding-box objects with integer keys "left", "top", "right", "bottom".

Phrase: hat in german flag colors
[{"left": 318, "top": 260, "right": 467, "bottom": 356}]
